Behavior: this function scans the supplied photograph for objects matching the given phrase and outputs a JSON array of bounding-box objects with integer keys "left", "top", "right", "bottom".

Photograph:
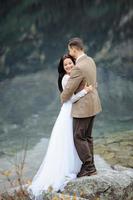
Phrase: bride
[{"left": 27, "top": 54, "right": 93, "bottom": 199}]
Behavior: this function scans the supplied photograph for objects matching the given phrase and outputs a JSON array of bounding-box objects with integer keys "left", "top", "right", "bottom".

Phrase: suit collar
[{"left": 76, "top": 54, "right": 87, "bottom": 64}]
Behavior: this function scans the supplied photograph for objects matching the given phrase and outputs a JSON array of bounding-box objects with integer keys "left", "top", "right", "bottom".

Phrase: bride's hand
[{"left": 84, "top": 83, "right": 93, "bottom": 93}]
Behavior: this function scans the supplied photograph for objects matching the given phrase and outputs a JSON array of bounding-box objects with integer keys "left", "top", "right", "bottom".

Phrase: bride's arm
[
  {"left": 62, "top": 75, "right": 92, "bottom": 103},
  {"left": 70, "top": 83, "right": 94, "bottom": 103},
  {"left": 70, "top": 89, "right": 87, "bottom": 103}
]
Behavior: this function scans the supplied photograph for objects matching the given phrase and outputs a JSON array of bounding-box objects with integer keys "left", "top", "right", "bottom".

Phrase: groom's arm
[{"left": 61, "top": 67, "right": 83, "bottom": 103}]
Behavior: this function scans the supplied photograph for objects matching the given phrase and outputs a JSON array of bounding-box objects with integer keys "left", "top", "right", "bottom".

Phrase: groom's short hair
[{"left": 68, "top": 37, "right": 84, "bottom": 50}]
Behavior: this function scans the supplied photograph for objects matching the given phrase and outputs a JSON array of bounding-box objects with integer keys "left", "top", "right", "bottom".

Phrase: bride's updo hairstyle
[{"left": 58, "top": 54, "right": 75, "bottom": 93}]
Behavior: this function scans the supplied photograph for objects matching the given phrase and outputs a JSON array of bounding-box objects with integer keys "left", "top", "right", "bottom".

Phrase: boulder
[
  {"left": 42, "top": 155, "right": 133, "bottom": 200},
  {"left": 63, "top": 155, "right": 133, "bottom": 200}
]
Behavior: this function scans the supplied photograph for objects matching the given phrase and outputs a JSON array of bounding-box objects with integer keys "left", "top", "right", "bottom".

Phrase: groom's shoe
[
  {"left": 88, "top": 171, "right": 97, "bottom": 176},
  {"left": 77, "top": 170, "right": 97, "bottom": 178}
]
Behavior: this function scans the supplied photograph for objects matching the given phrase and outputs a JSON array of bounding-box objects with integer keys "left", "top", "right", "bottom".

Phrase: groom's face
[{"left": 68, "top": 45, "right": 76, "bottom": 58}]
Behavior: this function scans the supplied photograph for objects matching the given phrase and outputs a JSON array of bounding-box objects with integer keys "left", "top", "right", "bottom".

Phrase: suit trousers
[{"left": 73, "top": 116, "right": 96, "bottom": 174}]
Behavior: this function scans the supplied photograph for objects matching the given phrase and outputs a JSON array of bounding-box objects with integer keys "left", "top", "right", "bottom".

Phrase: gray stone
[
  {"left": 63, "top": 158, "right": 133, "bottom": 200},
  {"left": 42, "top": 192, "right": 87, "bottom": 200},
  {"left": 42, "top": 156, "right": 133, "bottom": 200}
]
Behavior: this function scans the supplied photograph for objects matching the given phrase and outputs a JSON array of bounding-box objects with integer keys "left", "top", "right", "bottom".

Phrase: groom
[{"left": 61, "top": 37, "right": 102, "bottom": 177}]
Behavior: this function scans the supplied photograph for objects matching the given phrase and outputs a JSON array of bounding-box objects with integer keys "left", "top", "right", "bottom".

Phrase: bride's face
[{"left": 63, "top": 58, "right": 74, "bottom": 74}]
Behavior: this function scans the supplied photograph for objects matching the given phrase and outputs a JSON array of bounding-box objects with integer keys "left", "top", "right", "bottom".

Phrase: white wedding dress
[{"left": 27, "top": 74, "right": 87, "bottom": 199}]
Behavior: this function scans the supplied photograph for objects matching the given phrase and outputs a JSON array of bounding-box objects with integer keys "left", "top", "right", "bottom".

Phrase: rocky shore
[
  {"left": 42, "top": 158, "right": 133, "bottom": 200},
  {"left": 94, "top": 130, "right": 133, "bottom": 168}
]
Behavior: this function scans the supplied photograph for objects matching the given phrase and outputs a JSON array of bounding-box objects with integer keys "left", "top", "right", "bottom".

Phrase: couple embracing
[{"left": 28, "top": 37, "right": 102, "bottom": 199}]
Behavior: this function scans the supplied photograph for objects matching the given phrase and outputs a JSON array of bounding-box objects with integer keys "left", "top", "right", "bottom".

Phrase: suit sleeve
[{"left": 61, "top": 67, "right": 83, "bottom": 103}]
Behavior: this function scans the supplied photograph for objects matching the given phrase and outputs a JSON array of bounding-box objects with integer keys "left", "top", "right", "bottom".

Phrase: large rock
[
  {"left": 63, "top": 156, "right": 133, "bottom": 200},
  {"left": 42, "top": 155, "right": 133, "bottom": 200}
]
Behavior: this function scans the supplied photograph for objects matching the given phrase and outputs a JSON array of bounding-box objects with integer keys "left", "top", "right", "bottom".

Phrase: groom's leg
[{"left": 73, "top": 116, "right": 96, "bottom": 176}]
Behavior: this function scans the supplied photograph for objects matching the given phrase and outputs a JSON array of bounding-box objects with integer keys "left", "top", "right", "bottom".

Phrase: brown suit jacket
[{"left": 61, "top": 54, "right": 102, "bottom": 118}]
